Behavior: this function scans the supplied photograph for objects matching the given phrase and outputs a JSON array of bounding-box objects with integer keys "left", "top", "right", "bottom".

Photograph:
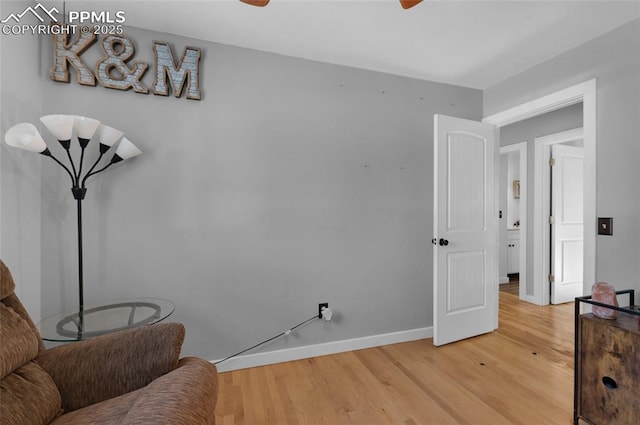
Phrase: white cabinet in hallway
[{"left": 507, "top": 230, "right": 520, "bottom": 274}]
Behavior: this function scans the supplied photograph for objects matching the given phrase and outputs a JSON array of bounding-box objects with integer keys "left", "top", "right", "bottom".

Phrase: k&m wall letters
[{"left": 50, "top": 27, "right": 202, "bottom": 100}]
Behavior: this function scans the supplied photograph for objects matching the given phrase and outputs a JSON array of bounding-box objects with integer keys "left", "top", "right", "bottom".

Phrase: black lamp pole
[
  {"left": 40, "top": 140, "right": 121, "bottom": 338},
  {"left": 76, "top": 191, "right": 85, "bottom": 335}
]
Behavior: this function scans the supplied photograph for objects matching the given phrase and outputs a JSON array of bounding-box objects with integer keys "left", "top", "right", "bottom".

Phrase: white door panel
[
  {"left": 433, "top": 114, "right": 498, "bottom": 346},
  {"left": 551, "top": 144, "right": 584, "bottom": 304},
  {"left": 447, "top": 133, "right": 486, "bottom": 231},
  {"left": 447, "top": 251, "right": 486, "bottom": 314}
]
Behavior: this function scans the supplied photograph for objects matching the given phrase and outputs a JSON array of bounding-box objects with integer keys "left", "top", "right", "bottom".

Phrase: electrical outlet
[{"left": 318, "top": 303, "right": 328, "bottom": 319}]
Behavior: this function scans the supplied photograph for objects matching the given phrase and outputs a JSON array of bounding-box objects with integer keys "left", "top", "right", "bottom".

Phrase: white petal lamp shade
[
  {"left": 40, "top": 114, "right": 74, "bottom": 145},
  {"left": 73, "top": 116, "right": 101, "bottom": 145},
  {"left": 4, "top": 123, "right": 49, "bottom": 154},
  {"left": 111, "top": 137, "right": 142, "bottom": 163},
  {"left": 97, "top": 124, "right": 124, "bottom": 153}
]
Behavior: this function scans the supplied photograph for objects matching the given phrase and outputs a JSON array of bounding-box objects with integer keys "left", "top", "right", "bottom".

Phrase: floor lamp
[{"left": 4, "top": 115, "right": 141, "bottom": 338}]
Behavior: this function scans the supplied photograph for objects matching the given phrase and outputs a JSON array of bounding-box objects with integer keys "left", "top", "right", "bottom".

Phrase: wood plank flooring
[
  {"left": 499, "top": 281, "right": 520, "bottom": 296},
  {"left": 215, "top": 292, "right": 575, "bottom": 425}
]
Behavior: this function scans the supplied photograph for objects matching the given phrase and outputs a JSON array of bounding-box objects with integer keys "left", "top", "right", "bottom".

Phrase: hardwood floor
[
  {"left": 216, "top": 292, "right": 575, "bottom": 424},
  {"left": 499, "top": 281, "right": 520, "bottom": 296},
  {"left": 500, "top": 274, "right": 520, "bottom": 296}
]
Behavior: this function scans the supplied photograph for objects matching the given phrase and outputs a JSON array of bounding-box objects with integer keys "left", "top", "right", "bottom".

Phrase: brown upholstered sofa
[{"left": 0, "top": 259, "right": 218, "bottom": 424}]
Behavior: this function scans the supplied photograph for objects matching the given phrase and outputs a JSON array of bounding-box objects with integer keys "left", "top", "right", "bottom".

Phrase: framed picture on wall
[{"left": 513, "top": 180, "right": 520, "bottom": 199}]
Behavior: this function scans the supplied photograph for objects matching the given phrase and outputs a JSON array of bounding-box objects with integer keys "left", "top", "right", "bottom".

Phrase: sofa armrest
[
  {"left": 36, "top": 322, "right": 185, "bottom": 412},
  {"left": 122, "top": 357, "right": 218, "bottom": 425}
]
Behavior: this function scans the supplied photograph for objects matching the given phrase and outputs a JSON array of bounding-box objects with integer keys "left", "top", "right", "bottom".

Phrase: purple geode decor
[{"left": 591, "top": 282, "right": 619, "bottom": 319}]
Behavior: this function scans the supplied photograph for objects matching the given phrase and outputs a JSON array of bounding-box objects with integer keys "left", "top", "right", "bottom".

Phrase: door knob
[{"left": 439, "top": 238, "right": 449, "bottom": 246}]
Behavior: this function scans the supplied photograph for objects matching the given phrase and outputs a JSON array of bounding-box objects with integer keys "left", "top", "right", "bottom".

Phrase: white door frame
[
  {"left": 483, "top": 79, "right": 596, "bottom": 305},
  {"left": 499, "top": 142, "right": 528, "bottom": 302},
  {"left": 535, "top": 128, "right": 584, "bottom": 305}
]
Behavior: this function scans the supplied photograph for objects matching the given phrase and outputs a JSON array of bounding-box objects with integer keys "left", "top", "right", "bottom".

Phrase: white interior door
[
  {"left": 550, "top": 144, "right": 584, "bottom": 304},
  {"left": 433, "top": 114, "right": 498, "bottom": 346}
]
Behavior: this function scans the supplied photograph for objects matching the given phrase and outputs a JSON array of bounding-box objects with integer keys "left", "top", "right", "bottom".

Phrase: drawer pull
[{"left": 602, "top": 376, "right": 618, "bottom": 390}]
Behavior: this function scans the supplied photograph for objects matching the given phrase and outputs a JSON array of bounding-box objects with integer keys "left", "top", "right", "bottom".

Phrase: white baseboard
[
  {"left": 212, "top": 326, "right": 433, "bottom": 372},
  {"left": 499, "top": 276, "right": 509, "bottom": 284}
]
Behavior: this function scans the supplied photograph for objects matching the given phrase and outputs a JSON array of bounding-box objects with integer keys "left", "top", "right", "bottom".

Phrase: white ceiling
[{"left": 59, "top": 0, "right": 640, "bottom": 89}]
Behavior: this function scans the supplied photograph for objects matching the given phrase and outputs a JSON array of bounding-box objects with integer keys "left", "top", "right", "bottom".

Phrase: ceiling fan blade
[
  {"left": 399, "top": 0, "right": 423, "bottom": 9},
  {"left": 240, "top": 0, "right": 420, "bottom": 9},
  {"left": 240, "top": 0, "right": 270, "bottom": 6}
]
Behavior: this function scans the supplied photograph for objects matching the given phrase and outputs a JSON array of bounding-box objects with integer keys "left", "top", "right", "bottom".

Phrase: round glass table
[{"left": 37, "top": 298, "right": 175, "bottom": 342}]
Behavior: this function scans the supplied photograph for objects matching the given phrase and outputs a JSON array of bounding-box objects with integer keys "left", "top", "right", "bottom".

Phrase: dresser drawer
[{"left": 578, "top": 313, "right": 640, "bottom": 425}]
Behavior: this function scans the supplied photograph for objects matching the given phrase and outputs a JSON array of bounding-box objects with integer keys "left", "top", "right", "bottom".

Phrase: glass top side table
[{"left": 37, "top": 298, "right": 175, "bottom": 342}]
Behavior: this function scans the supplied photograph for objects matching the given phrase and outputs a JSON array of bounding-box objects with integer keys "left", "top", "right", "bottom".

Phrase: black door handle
[{"left": 439, "top": 238, "right": 449, "bottom": 246}]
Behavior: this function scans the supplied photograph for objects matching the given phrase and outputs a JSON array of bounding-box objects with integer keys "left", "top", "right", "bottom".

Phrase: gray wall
[
  {"left": 37, "top": 26, "right": 482, "bottom": 358},
  {"left": 0, "top": 0, "right": 44, "bottom": 322},
  {"left": 500, "top": 103, "right": 583, "bottom": 296},
  {"left": 485, "top": 18, "right": 640, "bottom": 292}
]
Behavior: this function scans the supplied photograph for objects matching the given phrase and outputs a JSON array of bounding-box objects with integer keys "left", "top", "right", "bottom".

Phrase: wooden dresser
[{"left": 574, "top": 292, "right": 640, "bottom": 425}]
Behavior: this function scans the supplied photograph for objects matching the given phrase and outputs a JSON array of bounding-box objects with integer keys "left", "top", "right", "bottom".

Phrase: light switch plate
[{"left": 598, "top": 217, "right": 613, "bottom": 235}]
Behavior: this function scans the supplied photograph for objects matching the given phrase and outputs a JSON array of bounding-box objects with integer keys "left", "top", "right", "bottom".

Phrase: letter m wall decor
[{"left": 153, "top": 41, "right": 202, "bottom": 100}]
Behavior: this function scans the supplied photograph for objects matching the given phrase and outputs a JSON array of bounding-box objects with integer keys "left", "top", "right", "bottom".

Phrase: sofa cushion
[
  {"left": 0, "top": 303, "right": 40, "bottom": 379},
  {"left": 49, "top": 386, "right": 143, "bottom": 425},
  {"left": 0, "top": 361, "right": 63, "bottom": 425},
  {"left": 0, "top": 260, "right": 16, "bottom": 300},
  {"left": 121, "top": 357, "right": 218, "bottom": 425}
]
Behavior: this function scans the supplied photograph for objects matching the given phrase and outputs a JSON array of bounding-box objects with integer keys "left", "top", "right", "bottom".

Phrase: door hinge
[
  {"left": 549, "top": 274, "right": 555, "bottom": 282},
  {"left": 549, "top": 158, "right": 556, "bottom": 167},
  {"left": 549, "top": 216, "right": 555, "bottom": 224}
]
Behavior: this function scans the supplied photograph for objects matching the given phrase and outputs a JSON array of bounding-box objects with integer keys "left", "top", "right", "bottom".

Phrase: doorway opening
[
  {"left": 484, "top": 79, "right": 596, "bottom": 307},
  {"left": 498, "top": 142, "right": 527, "bottom": 301}
]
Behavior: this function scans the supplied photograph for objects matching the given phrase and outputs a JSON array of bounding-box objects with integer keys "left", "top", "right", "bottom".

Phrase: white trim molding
[
  {"left": 483, "top": 81, "right": 592, "bottom": 127},
  {"left": 213, "top": 326, "right": 433, "bottom": 372}
]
